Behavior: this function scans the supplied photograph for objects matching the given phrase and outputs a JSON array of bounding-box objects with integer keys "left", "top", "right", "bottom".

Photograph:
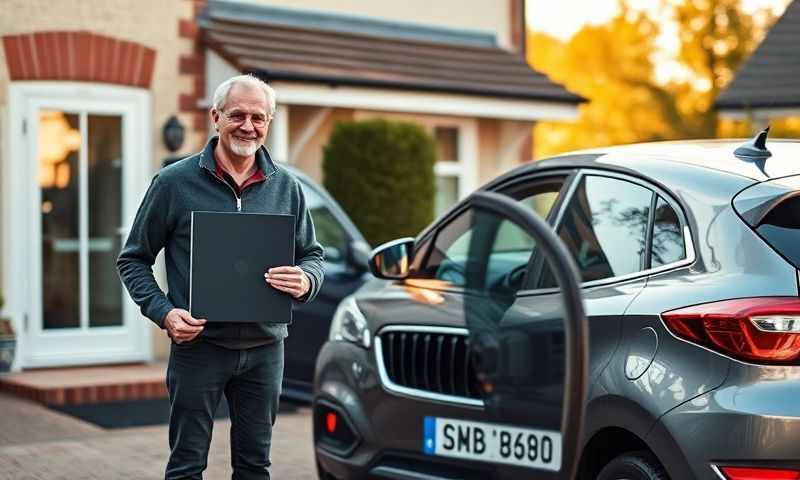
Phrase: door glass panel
[
  {"left": 507, "top": 176, "right": 565, "bottom": 220},
  {"left": 418, "top": 179, "right": 565, "bottom": 288},
  {"left": 40, "top": 111, "right": 81, "bottom": 329},
  {"left": 553, "top": 176, "right": 652, "bottom": 283},
  {"left": 651, "top": 196, "right": 686, "bottom": 268},
  {"left": 462, "top": 205, "right": 570, "bottom": 472},
  {"left": 414, "top": 208, "right": 534, "bottom": 294},
  {"left": 88, "top": 115, "right": 123, "bottom": 327}
]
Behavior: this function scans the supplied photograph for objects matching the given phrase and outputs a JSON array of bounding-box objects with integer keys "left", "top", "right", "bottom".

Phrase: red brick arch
[{"left": 2, "top": 31, "right": 156, "bottom": 88}]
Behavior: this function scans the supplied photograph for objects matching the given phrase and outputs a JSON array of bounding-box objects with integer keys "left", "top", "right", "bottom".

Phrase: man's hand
[
  {"left": 164, "top": 308, "right": 206, "bottom": 344},
  {"left": 265, "top": 266, "right": 310, "bottom": 299}
]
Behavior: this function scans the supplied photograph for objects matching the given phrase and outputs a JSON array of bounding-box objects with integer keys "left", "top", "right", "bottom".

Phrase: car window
[
  {"left": 298, "top": 181, "right": 349, "bottom": 264},
  {"left": 756, "top": 196, "right": 800, "bottom": 269},
  {"left": 651, "top": 196, "right": 686, "bottom": 267},
  {"left": 543, "top": 175, "right": 653, "bottom": 285},
  {"left": 505, "top": 178, "right": 564, "bottom": 221},
  {"left": 413, "top": 179, "right": 564, "bottom": 291}
]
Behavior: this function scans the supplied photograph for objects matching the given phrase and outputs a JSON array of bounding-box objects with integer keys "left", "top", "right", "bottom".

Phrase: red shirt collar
[{"left": 214, "top": 156, "right": 266, "bottom": 195}]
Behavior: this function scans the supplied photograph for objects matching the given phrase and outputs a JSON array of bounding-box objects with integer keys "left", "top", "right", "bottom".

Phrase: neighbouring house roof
[
  {"left": 199, "top": 1, "right": 582, "bottom": 104},
  {"left": 715, "top": 0, "right": 800, "bottom": 111}
]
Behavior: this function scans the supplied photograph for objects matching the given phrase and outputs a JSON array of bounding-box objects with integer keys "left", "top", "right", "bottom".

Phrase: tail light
[
  {"left": 662, "top": 297, "right": 800, "bottom": 364},
  {"left": 719, "top": 466, "right": 800, "bottom": 479}
]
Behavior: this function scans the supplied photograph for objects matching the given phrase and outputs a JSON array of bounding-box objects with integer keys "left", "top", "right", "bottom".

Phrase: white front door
[{"left": 7, "top": 83, "right": 152, "bottom": 368}]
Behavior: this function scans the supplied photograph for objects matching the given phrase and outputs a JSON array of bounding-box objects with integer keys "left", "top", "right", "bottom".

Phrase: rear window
[{"left": 757, "top": 196, "right": 800, "bottom": 268}]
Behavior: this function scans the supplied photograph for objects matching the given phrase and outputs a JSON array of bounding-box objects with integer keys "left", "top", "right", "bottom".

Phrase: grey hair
[{"left": 212, "top": 74, "right": 277, "bottom": 120}]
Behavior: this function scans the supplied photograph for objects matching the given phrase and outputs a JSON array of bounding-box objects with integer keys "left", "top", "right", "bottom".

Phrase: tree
[
  {"left": 670, "top": 0, "right": 770, "bottom": 136},
  {"left": 528, "top": 5, "right": 689, "bottom": 157},
  {"left": 527, "top": 0, "right": 785, "bottom": 157}
]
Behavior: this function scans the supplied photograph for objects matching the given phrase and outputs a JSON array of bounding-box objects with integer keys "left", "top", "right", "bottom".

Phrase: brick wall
[
  {"left": 178, "top": 0, "right": 209, "bottom": 138},
  {"left": 2, "top": 32, "right": 156, "bottom": 87}
]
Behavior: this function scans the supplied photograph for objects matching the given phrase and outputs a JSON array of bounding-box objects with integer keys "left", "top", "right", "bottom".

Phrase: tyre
[{"left": 596, "top": 450, "right": 669, "bottom": 480}]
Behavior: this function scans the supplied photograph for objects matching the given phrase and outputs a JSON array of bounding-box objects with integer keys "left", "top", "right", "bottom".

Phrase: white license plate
[{"left": 423, "top": 416, "right": 562, "bottom": 471}]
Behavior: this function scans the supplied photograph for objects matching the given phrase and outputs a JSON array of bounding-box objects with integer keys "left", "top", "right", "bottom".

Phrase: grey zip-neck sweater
[{"left": 117, "top": 137, "right": 324, "bottom": 347}]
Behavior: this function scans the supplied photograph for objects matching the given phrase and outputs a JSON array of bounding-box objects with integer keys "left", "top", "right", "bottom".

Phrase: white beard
[{"left": 230, "top": 138, "right": 260, "bottom": 157}]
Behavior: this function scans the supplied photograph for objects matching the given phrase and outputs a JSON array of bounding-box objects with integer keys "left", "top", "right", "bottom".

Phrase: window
[
  {"left": 434, "top": 126, "right": 462, "bottom": 215},
  {"left": 298, "top": 182, "right": 348, "bottom": 264},
  {"left": 756, "top": 196, "right": 800, "bottom": 268},
  {"left": 547, "top": 175, "right": 653, "bottom": 284},
  {"left": 435, "top": 176, "right": 459, "bottom": 217},
  {"left": 435, "top": 126, "right": 459, "bottom": 163},
  {"left": 506, "top": 177, "right": 563, "bottom": 221},
  {"left": 414, "top": 208, "right": 533, "bottom": 292},
  {"left": 414, "top": 179, "right": 564, "bottom": 291},
  {"left": 651, "top": 196, "right": 686, "bottom": 267}
]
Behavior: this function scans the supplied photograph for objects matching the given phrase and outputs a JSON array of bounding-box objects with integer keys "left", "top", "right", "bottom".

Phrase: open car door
[{"left": 423, "top": 190, "right": 589, "bottom": 479}]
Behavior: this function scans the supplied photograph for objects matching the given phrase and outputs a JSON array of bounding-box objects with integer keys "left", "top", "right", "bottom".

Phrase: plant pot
[{"left": 0, "top": 335, "right": 15, "bottom": 373}]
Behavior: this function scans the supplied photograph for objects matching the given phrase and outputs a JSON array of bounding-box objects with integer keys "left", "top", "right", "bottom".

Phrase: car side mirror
[
  {"left": 347, "top": 241, "right": 371, "bottom": 272},
  {"left": 369, "top": 238, "right": 415, "bottom": 280}
]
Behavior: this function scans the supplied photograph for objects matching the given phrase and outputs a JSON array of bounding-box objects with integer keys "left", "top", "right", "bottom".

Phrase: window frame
[{"left": 527, "top": 169, "right": 696, "bottom": 293}]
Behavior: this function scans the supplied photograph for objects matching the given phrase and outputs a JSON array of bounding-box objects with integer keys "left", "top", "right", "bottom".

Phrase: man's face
[{"left": 212, "top": 84, "right": 270, "bottom": 159}]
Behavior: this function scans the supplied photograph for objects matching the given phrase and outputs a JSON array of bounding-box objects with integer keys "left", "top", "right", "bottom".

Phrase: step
[{"left": 0, "top": 363, "right": 167, "bottom": 406}]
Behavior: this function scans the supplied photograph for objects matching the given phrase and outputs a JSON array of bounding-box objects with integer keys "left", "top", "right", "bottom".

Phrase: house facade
[{"left": 0, "top": 0, "right": 579, "bottom": 371}]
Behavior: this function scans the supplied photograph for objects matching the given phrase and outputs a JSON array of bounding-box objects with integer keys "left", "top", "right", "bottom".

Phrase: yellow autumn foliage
[{"left": 527, "top": 0, "right": 800, "bottom": 159}]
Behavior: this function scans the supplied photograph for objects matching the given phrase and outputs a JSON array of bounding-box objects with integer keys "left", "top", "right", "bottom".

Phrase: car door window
[
  {"left": 651, "top": 196, "right": 686, "bottom": 267},
  {"left": 543, "top": 175, "right": 653, "bottom": 284},
  {"left": 413, "top": 178, "right": 564, "bottom": 291},
  {"left": 298, "top": 181, "right": 349, "bottom": 264}
]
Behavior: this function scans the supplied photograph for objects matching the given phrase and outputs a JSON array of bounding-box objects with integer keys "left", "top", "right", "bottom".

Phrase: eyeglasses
[{"left": 220, "top": 110, "right": 269, "bottom": 128}]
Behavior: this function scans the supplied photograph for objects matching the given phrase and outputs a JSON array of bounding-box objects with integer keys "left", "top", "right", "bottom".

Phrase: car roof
[{"left": 514, "top": 139, "right": 800, "bottom": 183}]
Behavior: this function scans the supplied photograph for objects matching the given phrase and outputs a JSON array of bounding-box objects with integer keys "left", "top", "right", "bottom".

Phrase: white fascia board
[
  {"left": 718, "top": 106, "right": 800, "bottom": 120},
  {"left": 271, "top": 81, "right": 579, "bottom": 121}
]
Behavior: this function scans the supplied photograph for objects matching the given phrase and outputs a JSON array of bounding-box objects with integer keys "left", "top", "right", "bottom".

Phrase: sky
[
  {"left": 526, "top": 0, "right": 793, "bottom": 83},
  {"left": 526, "top": 0, "right": 791, "bottom": 40}
]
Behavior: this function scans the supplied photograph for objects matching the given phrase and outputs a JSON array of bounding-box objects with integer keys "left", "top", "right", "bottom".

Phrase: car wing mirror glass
[
  {"left": 369, "top": 237, "right": 414, "bottom": 280},
  {"left": 457, "top": 191, "right": 589, "bottom": 479}
]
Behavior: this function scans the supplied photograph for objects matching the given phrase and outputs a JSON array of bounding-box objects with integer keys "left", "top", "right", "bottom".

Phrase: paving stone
[{"left": 0, "top": 393, "right": 316, "bottom": 479}]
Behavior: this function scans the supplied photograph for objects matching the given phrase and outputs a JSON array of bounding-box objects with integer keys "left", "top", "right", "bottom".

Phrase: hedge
[{"left": 323, "top": 119, "right": 436, "bottom": 246}]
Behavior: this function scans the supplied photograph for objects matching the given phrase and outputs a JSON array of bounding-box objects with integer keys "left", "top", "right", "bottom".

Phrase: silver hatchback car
[{"left": 313, "top": 134, "right": 800, "bottom": 480}]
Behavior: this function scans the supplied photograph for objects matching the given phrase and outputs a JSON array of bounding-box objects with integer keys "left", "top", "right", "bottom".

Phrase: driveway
[{"left": 0, "top": 393, "right": 316, "bottom": 479}]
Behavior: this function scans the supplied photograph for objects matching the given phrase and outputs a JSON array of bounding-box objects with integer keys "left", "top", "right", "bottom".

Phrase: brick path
[{"left": 0, "top": 393, "right": 316, "bottom": 479}]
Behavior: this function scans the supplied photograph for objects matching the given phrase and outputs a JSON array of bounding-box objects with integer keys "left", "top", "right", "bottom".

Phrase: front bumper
[{"left": 313, "top": 340, "right": 496, "bottom": 480}]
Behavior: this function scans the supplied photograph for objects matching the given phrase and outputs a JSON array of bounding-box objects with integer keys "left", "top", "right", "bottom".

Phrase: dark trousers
[{"left": 165, "top": 339, "right": 284, "bottom": 480}]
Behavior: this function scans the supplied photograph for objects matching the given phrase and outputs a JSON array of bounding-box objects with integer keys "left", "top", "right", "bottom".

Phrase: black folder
[{"left": 190, "top": 211, "right": 295, "bottom": 323}]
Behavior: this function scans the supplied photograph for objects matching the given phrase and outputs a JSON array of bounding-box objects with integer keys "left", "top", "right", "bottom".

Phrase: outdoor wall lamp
[{"left": 162, "top": 115, "right": 185, "bottom": 153}]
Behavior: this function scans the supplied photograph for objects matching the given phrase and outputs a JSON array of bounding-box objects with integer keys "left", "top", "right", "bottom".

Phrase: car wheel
[{"left": 596, "top": 451, "right": 669, "bottom": 480}]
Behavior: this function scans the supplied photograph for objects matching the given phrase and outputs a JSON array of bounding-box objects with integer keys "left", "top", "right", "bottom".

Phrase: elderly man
[{"left": 117, "top": 74, "right": 324, "bottom": 479}]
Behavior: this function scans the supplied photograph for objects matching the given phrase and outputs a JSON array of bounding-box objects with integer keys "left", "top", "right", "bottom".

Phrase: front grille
[{"left": 377, "top": 328, "right": 482, "bottom": 402}]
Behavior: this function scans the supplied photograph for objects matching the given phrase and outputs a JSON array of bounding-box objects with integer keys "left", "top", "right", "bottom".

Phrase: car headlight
[{"left": 329, "top": 296, "right": 371, "bottom": 349}]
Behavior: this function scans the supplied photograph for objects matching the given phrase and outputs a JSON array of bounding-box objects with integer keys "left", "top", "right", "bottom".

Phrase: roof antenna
[{"left": 734, "top": 126, "right": 772, "bottom": 160}]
